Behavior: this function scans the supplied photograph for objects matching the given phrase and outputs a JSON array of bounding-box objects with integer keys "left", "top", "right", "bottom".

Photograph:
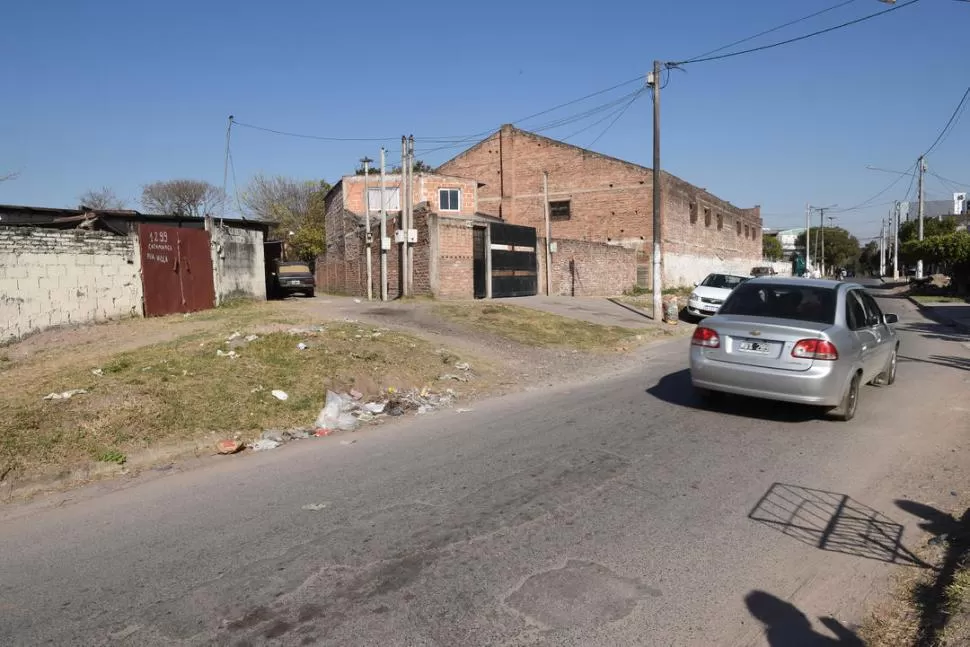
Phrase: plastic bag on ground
[{"left": 314, "top": 391, "right": 358, "bottom": 432}]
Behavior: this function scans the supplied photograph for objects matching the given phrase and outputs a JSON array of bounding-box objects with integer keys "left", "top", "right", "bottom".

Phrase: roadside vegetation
[
  {"left": 0, "top": 307, "right": 484, "bottom": 485},
  {"left": 434, "top": 303, "right": 651, "bottom": 350}
]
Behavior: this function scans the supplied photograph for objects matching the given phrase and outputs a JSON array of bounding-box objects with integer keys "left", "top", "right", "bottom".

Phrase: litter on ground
[
  {"left": 271, "top": 390, "right": 289, "bottom": 401},
  {"left": 43, "top": 389, "right": 87, "bottom": 401}
]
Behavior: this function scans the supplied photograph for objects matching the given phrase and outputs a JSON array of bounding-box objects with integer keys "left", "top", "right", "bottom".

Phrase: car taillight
[
  {"left": 691, "top": 327, "right": 720, "bottom": 348},
  {"left": 792, "top": 339, "right": 839, "bottom": 361}
]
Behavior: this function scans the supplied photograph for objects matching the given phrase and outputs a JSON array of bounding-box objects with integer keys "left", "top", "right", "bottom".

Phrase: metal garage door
[{"left": 489, "top": 223, "right": 537, "bottom": 298}]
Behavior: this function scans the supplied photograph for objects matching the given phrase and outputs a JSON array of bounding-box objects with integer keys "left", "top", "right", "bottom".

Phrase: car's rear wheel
[{"left": 831, "top": 373, "right": 861, "bottom": 422}]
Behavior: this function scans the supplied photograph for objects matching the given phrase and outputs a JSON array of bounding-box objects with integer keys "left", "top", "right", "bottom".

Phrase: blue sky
[{"left": 2, "top": 0, "right": 967, "bottom": 243}]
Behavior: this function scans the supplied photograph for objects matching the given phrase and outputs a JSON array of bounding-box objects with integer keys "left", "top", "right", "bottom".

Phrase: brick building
[{"left": 437, "top": 125, "right": 764, "bottom": 286}]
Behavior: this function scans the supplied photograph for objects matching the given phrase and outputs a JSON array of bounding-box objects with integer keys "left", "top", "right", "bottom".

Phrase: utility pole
[
  {"left": 917, "top": 155, "right": 926, "bottom": 279},
  {"left": 804, "top": 203, "right": 811, "bottom": 273},
  {"left": 819, "top": 209, "right": 825, "bottom": 277},
  {"left": 398, "top": 135, "right": 408, "bottom": 297},
  {"left": 893, "top": 200, "right": 900, "bottom": 281},
  {"left": 379, "top": 147, "right": 388, "bottom": 301},
  {"left": 407, "top": 135, "right": 415, "bottom": 297},
  {"left": 879, "top": 219, "right": 886, "bottom": 277},
  {"left": 219, "top": 115, "right": 234, "bottom": 228},
  {"left": 543, "top": 172, "right": 552, "bottom": 295},
  {"left": 360, "top": 156, "right": 373, "bottom": 301},
  {"left": 649, "top": 60, "right": 663, "bottom": 321}
]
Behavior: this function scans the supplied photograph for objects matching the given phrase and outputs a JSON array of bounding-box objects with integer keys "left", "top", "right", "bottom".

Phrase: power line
[
  {"left": 929, "top": 171, "right": 969, "bottom": 189},
  {"left": 835, "top": 162, "right": 917, "bottom": 213},
  {"left": 233, "top": 120, "right": 400, "bottom": 142},
  {"left": 586, "top": 90, "right": 644, "bottom": 148},
  {"left": 670, "top": 0, "right": 923, "bottom": 66},
  {"left": 683, "top": 0, "right": 862, "bottom": 64},
  {"left": 923, "top": 86, "right": 970, "bottom": 157}
]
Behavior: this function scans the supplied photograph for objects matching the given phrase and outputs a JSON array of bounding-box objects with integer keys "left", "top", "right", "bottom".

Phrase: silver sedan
[{"left": 689, "top": 278, "right": 899, "bottom": 421}]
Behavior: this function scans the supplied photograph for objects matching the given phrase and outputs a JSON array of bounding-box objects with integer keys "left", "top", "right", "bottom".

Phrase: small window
[
  {"left": 689, "top": 203, "right": 698, "bottom": 224},
  {"left": 704, "top": 207, "right": 712, "bottom": 227},
  {"left": 737, "top": 221, "right": 742, "bottom": 236},
  {"left": 744, "top": 225, "right": 750, "bottom": 238},
  {"left": 860, "top": 292, "right": 884, "bottom": 326},
  {"left": 846, "top": 291, "right": 868, "bottom": 330},
  {"left": 367, "top": 187, "right": 401, "bottom": 212},
  {"left": 549, "top": 200, "right": 571, "bottom": 221},
  {"left": 439, "top": 188, "right": 461, "bottom": 211},
  {"left": 716, "top": 213, "right": 723, "bottom": 230}
]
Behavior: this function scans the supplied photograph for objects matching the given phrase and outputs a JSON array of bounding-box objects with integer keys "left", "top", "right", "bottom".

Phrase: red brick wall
[
  {"left": 437, "top": 125, "right": 763, "bottom": 267},
  {"left": 339, "top": 174, "right": 479, "bottom": 217},
  {"left": 536, "top": 238, "right": 637, "bottom": 297},
  {"left": 435, "top": 216, "right": 476, "bottom": 299}
]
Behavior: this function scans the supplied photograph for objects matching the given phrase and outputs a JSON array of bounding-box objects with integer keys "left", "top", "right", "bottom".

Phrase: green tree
[
  {"left": 858, "top": 241, "right": 880, "bottom": 275},
  {"left": 242, "top": 175, "right": 330, "bottom": 262},
  {"left": 901, "top": 231, "right": 970, "bottom": 293},
  {"left": 899, "top": 217, "right": 957, "bottom": 243},
  {"left": 762, "top": 235, "right": 783, "bottom": 262},
  {"left": 795, "top": 227, "right": 861, "bottom": 271},
  {"left": 355, "top": 159, "right": 433, "bottom": 175}
]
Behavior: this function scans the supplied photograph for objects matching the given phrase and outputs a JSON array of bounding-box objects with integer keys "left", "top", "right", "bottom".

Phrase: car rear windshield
[
  {"left": 718, "top": 283, "right": 837, "bottom": 324},
  {"left": 278, "top": 263, "right": 311, "bottom": 275},
  {"left": 700, "top": 274, "right": 746, "bottom": 289}
]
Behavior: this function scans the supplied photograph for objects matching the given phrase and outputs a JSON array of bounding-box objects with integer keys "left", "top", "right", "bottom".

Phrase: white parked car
[{"left": 687, "top": 273, "right": 748, "bottom": 318}]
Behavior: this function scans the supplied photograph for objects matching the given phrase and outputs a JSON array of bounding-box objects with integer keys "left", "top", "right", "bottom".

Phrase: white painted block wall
[
  {"left": 210, "top": 225, "right": 266, "bottom": 304},
  {"left": 0, "top": 228, "right": 143, "bottom": 343},
  {"left": 665, "top": 252, "right": 791, "bottom": 287}
]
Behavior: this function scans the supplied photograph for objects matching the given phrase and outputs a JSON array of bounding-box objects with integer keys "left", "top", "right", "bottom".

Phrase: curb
[{"left": 905, "top": 295, "right": 970, "bottom": 333}]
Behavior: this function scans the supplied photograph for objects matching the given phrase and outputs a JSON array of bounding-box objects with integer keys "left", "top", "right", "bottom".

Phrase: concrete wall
[
  {"left": 664, "top": 253, "right": 791, "bottom": 287},
  {"left": 537, "top": 238, "right": 638, "bottom": 297},
  {"left": 210, "top": 225, "right": 266, "bottom": 303},
  {"left": 0, "top": 227, "right": 142, "bottom": 343}
]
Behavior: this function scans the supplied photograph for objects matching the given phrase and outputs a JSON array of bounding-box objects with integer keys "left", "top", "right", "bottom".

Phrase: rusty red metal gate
[{"left": 139, "top": 224, "right": 215, "bottom": 317}]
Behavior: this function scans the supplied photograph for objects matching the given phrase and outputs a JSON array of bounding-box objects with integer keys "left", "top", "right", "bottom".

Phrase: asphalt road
[{"left": 2, "top": 288, "right": 969, "bottom": 646}]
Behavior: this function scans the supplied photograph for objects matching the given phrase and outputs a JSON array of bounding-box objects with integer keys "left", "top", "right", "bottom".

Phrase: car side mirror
[
  {"left": 693, "top": 281, "right": 699, "bottom": 287},
  {"left": 883, "top": 313, "right": 898, "bottom": 325}
]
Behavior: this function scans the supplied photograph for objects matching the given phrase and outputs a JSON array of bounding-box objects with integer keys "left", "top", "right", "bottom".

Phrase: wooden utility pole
[{"left": 650, "top": 60, "right": 663, "bottom": 320}]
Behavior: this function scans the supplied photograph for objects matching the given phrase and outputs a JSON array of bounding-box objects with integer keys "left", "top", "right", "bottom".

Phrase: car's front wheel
[
  {"left": 875, "top": 346, "right": 897, "bottom": 386},
  {"left": 830, "top": 373, "right": 861, "bottom": 422}
]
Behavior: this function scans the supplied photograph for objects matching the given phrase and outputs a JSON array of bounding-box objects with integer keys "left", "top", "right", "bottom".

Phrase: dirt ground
[{"left": 0, "top": 295, "right": 690, "bottom": 498}]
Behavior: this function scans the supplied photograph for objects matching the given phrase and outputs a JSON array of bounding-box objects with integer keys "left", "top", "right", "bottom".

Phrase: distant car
[
  {"left": 750, "top": 266, "right": 778, "bottom": 278},
  {"left": 689, "top": 278, "right": 899, "bottom": 421},
  {"left": 272, "top": 261, "right": 316, "bottom": 298},
  {"left": 687, "top": 273, "right": 748, "bottom": 318}
]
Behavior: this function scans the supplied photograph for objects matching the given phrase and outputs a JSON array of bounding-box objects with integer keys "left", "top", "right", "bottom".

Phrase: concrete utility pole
[
  {"left": 360, "top": 156, "right": 373, "bottom": 301},
  {"left": 543, "top": 172, "right": 552, "bottom": 295},
  {"left": 220, "top": 115, "right": 234, "bottom": 228},
  {"left": 400, "top": 137, "right": 408, "bottom": 298},
  {"left": 893, "top": 200, "right": 900, "bottom": 281},
  {"left": 879, "top": 219, "right": 886, "bottom": 277},
  {"left": 917, "top": 155, "right": 926, "bottom": 279},
  {"left": 407, "top": 135, "right": 415, "bottom": 297},
  {"left": 380, "top": 147, "right": 388, "bottom": 302},
  {"left": 649, "top": 60, "right": 663, "bottom": 321},
  {"left": 804, "top": 203, "right": 811, "bottom": 272}
]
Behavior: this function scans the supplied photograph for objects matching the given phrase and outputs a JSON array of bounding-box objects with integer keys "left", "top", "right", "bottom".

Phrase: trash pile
[
  {"left": 43, "top": 388, "right": 87, "bottom": 401},
  {"left": 224, "top": 385, "right": 459, "bottom": 455}
]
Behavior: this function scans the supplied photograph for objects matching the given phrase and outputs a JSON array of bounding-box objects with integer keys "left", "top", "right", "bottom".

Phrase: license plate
[{"left": 738, "top": 340, "right": 770, "bottom": 354}]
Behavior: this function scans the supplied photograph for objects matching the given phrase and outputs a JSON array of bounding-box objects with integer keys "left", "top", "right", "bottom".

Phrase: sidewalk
[{"left": 906, "top": 299, "right": 970, "bottom": 333}]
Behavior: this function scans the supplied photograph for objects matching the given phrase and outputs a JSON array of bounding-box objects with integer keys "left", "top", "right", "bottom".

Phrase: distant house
[{"left": 763, "top": 227, "right": 805, "bottom": 260}]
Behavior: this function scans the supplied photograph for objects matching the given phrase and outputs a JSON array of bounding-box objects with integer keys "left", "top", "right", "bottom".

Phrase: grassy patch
[
  {"left": 434, "top": 303, "right": 644, "bottom": 350},
  {"left": 911, "top": 295, "right": 970, "bottom": 304},
  {"left": 0, "top": 323, "right": 478, "bottom": 480}
]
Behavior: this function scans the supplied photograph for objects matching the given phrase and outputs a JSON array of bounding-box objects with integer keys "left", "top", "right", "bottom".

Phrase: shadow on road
[
  {"left": 897, "top": 321, "right": 970, "bottom": 343},
  {"left": 895, "top": 499, "right": 970, "bottom": 644},
  {"left": 745, "top": 590, "right": 863, "bottom": 646},
  {"left": 749, "top": 483, "right": 931, "bottom": 568},
  {"left": 900, "top": 354, "right": 970, "bottom": 372},
  {"left": 645, "top": 370, "right": 822, "bottom": 423}
]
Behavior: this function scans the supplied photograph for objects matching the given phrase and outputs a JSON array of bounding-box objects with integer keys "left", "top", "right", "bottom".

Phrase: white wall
[
  {"left": 665, "top": 252, "right": 791, "bottom": 287},
  {"left": 210, "top": 225, "right": 266, "bottom": 303},
  {"left": 0, "top": 227, "right": 143, "bottom": 343}
]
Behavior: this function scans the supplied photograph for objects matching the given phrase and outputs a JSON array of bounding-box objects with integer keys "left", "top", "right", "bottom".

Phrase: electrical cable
[
  {"left": 835, "top": 162, "right": 917, "bottom": 214},
  {"left": 670, "top": 0, "right": 922, "bottom": 66},
  {"left": 682, "top": 0, "right": 862, "bottom": 64},
  {"left": 585, "top": 89, "right": 645, "bottom": 148},
  {"left": 923, "top": 86, "right": 970, "bottom": 157}
]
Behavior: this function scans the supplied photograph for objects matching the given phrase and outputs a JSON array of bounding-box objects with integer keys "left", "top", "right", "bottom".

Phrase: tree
[
  {"left": 242, "top": 174, "right": 330, "bottom": 261},
  {"left": 356, "top": 159, "right": 433, "bottom": 175},
  {"left": 762, "top": 235, "right": 783, "bottom": 262},
  {"left": 899, "top": 217, "right": 957, "bottom": 243},
  {"left": 78, "top": 187, "right": 126, "bottom": 210},
  {"left": 141, "top": 179, "right": 225, "bottom": 217},
  {"left": 901, "top": 231, "right": 970, "bottom": 293},
  {"left": 795, "top": 227, "right": 860, "bottom": 271},
  {"left": 858, "top": 241, "right": 880, "bottom": 275}
]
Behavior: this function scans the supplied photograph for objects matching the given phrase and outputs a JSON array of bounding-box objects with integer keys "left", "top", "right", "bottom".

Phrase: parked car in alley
[
  {"left": 686, "top": 273, "right": 748, "bottom": 319},
  {"left": 750, "top": 266, "right": 778, "bottom": 278},
  {"left": 271, "top": 260, "right": 316, "bottom": 298},
  {"left": 689, "top": 278, "right": 899, "bottom": 421}
]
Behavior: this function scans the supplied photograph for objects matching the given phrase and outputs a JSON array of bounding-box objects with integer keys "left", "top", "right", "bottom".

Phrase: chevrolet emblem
[{"left": 749, "top": 330, "right": 762, "bottom": 337}]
